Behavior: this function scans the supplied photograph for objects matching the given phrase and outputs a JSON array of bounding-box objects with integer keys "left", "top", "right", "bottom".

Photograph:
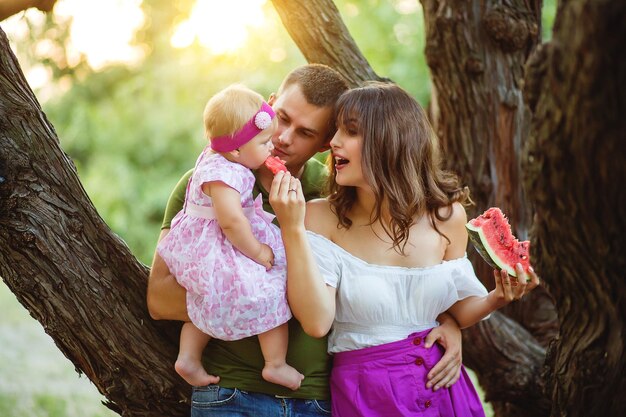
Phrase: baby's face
[{"left": 237, "top": 127, "right": 275, "bottom": 170}]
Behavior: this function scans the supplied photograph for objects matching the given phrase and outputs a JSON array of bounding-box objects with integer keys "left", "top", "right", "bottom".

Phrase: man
[{"left": 147, "top": 64, "right": 463, "bottom": 416}]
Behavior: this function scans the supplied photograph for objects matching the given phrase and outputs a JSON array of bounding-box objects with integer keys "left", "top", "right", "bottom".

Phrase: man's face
[{"left": 268, "top": 84, "right": 333, "bottom": 174}]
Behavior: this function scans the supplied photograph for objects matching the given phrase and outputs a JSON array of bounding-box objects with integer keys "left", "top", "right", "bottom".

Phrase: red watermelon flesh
[
  {"left": 465, "top": 207, "right": 530, "bottom": 277},
  {"left": 264, "top": 156, "right": 288, "bottom": 174}
]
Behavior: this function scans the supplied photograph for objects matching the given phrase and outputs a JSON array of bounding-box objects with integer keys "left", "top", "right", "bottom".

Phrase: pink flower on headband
[{"left": 254, "top": 111, "right": 272, "bottom": 130}]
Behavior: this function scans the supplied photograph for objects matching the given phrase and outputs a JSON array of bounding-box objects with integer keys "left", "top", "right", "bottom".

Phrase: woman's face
[{"left": 329, "top": 121, "right": 367, "bottom": 188}]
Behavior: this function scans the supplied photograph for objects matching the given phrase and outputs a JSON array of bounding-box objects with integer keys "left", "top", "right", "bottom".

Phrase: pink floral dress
[{"left": 157, "top": 150, "right": 291, "bottom": 340}]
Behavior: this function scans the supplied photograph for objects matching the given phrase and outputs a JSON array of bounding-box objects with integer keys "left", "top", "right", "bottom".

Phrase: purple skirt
[{"left": 330, "top": 329, "right": 486, "bottom": 417}]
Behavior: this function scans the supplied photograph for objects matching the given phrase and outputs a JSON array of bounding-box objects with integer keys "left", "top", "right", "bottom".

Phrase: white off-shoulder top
[{"left": 306, "top": 231, "right": 489, "bottom": 353}]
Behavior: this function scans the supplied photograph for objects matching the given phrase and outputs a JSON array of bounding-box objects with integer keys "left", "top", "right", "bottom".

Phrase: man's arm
[
  {"left": 146, "top": 229, "right": 189, "bottom": 321},
  {"left": 146, "top": 169, "right": 193, "bottom": 321},
  {"left": 424, "top": 312, "right": 463, "bottom": 390}
]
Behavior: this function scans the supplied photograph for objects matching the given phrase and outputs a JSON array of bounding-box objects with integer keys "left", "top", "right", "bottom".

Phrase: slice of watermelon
[
  {"left": 264, "top": 156, "right": 288, "bottom": 174},
  {"left": 465, "top": 207, "right": 530, "bottom": 277}
]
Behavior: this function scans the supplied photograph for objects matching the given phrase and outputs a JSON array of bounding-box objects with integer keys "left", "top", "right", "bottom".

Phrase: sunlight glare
[
  {"left": 171, "top": 0, "right": 267, "bottom": 54},
  {"left": 393, "top": 0, "right": 421, "bottom": 15},
  {"left": 269, "top": 47, "right": 286, "bottom": 63},
  {"left": 344, "top": 3, "right": 360, "bottom": 17},
  {"left": 55, "top": 0, "right": 145, "bottom": 69},
  {"left": 25, "top": 64, "right": 51, "bottom": 90}
]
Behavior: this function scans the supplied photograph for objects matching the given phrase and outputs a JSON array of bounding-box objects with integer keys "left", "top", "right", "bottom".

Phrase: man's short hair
[
  {"left": 279, "top": 64, "right": 349, "bottom": 108},
  {"left": 278, "top": 64, "right": 349, "bottom": 139}
]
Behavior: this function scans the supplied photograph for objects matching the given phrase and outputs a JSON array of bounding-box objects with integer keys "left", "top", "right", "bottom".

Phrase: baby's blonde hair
[{"left": 203, "top": 84, "right": 265, "bottom": 140}]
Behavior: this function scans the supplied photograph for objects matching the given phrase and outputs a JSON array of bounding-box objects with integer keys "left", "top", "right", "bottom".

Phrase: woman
[{"left": 270, "top": 82, "right": 539, "bottom": 416}]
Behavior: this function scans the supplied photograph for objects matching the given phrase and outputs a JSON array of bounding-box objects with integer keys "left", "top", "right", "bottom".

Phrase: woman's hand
[
  {"left": 269, "top": 171, "right": 305, "bottom": 232},
  {"left": 489, "top": 264, "right": 541, "bottom": 308}
]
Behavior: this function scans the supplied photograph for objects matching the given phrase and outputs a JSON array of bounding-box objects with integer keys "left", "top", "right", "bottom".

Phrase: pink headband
[{"left": 210, "top": 102, "right": 275, "bottom": 152}]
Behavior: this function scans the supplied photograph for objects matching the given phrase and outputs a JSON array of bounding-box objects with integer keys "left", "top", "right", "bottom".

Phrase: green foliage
[
  {"left": 542, "top": 0, "right": 558, "bottom": 40},
  {"left": 0, "top": 393, "right": 17, "bottom": 416}
]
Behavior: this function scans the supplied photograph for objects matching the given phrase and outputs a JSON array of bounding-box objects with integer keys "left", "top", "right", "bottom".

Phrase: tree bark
[
  {"left": 420, "top": 0, "right": 538, "bottom": 231},
  {"left": 524, "top": 0, "right": 626, "bottom": 414},
  {"left": 0, "top": 29, "right": 189, "bottom": 417}
]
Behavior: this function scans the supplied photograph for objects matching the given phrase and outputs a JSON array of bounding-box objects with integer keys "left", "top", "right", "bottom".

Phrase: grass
[{"left": 0, "top": 281, "right": 118, "bottom": 417}]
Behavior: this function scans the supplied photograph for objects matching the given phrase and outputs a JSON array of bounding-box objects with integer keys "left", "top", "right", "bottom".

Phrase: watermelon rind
[{"left": 466, "top": 222, "right": 518, "bottom": 277}]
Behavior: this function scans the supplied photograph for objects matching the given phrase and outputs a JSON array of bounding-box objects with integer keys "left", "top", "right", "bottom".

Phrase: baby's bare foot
[
  {"left": 262, "top": 363, "right": 304, "bottom": 391},
  {"left": 175, "top": 357, "right": 220, "bottom": 386}
]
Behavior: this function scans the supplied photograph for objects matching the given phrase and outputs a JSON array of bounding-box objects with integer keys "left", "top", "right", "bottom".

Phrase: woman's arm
[
  {"left": 448, "top": 266, "right": 540, "bottom": 328},
  {"left": 269, "top": 172, "right": 336, "bottom": 338},
  {"left": 207, "top": 182, "right": 273, "bottom": 269},
  {"left": 442, "top": 203, "right": 540, "bottom": 328}
]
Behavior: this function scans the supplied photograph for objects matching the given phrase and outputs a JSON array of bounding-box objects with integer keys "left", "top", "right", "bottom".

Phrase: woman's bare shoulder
[
  {"left": 305, "top": 198, "right": 336, "bottom": 236},
  {"left": 437, "top": 202, "right": 469, "bottom": 259},
  {"left": 437, "top": 202, "right": 468, "bottom": 229}
]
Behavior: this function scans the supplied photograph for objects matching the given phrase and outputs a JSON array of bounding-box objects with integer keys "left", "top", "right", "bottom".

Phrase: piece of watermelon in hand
[
  {"left": 465, "top": 207, "right": 531, "bottom": 278},
  {"left": 264, "top": 156, "right": 288, "bottom": 174}
]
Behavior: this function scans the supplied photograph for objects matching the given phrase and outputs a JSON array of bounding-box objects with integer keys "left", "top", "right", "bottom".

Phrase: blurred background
[{"left": 0, "top": 1, "right": 556, "bottom": 415}]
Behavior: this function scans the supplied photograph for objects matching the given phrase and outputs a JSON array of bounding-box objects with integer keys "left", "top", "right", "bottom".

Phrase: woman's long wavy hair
[{"left": 327, "top": 82, "right": 471, "bottom": 255}]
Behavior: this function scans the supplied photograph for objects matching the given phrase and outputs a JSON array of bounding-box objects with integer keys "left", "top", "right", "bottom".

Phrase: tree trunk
[
  {"left": 418, "top": 0, "right": 558, "bottom": 414},
  {"left": 524, "top": 0, "right": 626, "bottom": 414},
  {"left": 420, "top": 0, "right": 538, "bottom": 231},
  {"left": 0, "top": 29, "right": 189, "bottom": 417}
]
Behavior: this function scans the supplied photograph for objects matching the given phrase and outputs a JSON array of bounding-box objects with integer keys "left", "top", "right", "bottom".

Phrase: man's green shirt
[{"left": 160, "top": 158, "right": 330, "bottom": 400}]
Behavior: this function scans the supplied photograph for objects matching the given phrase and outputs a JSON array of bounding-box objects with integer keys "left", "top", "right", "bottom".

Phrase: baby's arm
[{"left": 205, "top": 182, "right": 273, "bottom": 269}]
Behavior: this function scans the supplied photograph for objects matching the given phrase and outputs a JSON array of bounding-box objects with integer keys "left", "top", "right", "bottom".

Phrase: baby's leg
[
  {"left": 258, "top": 323, "right": 304, "bottom": 390},
  {"left": 175, "top": 322, "right": 220, "bottom": 386}
]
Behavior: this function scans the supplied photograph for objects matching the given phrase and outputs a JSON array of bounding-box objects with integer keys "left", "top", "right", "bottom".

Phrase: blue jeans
[{"left": 191, "top": 385, "right": 332, "bottom": 417}]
